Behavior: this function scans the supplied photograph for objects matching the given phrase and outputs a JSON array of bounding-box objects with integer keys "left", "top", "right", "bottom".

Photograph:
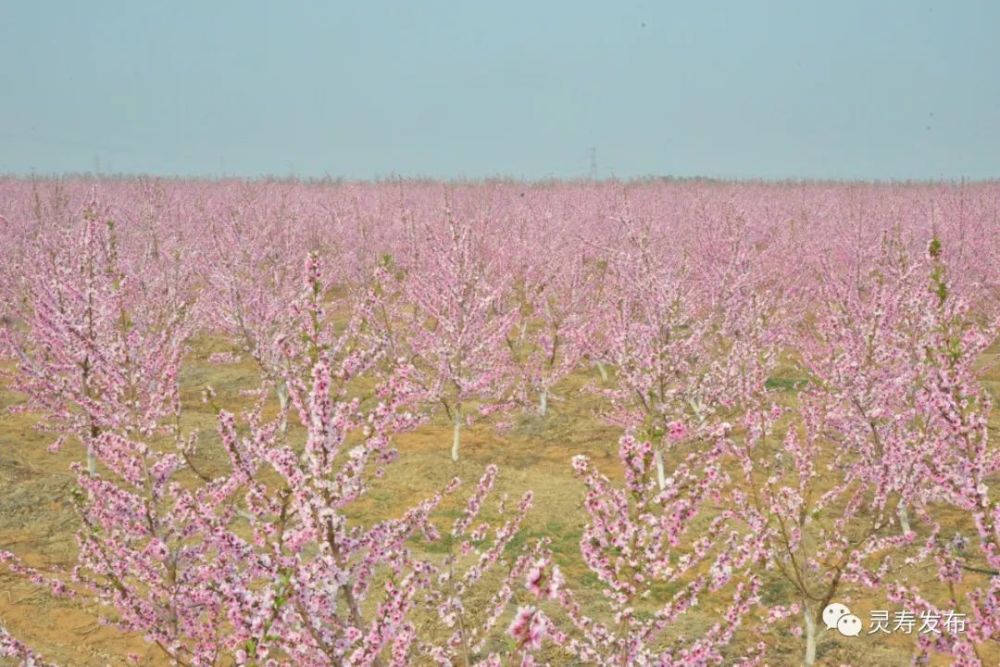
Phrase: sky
[{"left": 1, "top": 1, "right": 998, "bottom": 181}]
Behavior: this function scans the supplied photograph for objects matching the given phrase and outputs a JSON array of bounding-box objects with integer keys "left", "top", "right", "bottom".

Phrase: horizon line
[{"left": 1, "top": 173, "right": 997, "bottom": 187}]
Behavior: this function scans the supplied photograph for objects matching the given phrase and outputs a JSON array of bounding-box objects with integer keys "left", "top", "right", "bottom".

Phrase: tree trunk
[
  {"left": 596, "top": 361, "right": 608, "bottom": 382},
  {"left": 276, "top": 381, "right": 289, "bottom": 436},
  {"left": 539, "top": 388, "right": 548, "bottom": 416},
  {"left": 451, "top": 408, "right": 462, "bottom": 462},
  {"left": 654, "top": 448, "right": 667, "bottom": 489},
  {"left": 86, "top": 422, "right": 99, "bottom": 474},
  {"left": 803, "top": 607, "right": 817, "bottom": 667},
  {"left": 898, "top": 501, "right": 911, "bottom": 534}
]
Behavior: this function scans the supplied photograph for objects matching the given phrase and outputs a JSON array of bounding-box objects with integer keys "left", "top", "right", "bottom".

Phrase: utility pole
[{"left": 588, "top": 146, "right": 598, "bottom": 180}]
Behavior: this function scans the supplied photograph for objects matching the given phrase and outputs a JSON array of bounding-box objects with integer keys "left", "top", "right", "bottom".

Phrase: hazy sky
[{"left": 1, "top": 1, "right": 997, "bottom": 180}]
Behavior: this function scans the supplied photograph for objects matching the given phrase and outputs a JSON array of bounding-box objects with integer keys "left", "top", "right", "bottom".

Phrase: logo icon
[
  {"left": 822, "top": 603, "right": 850, "bottom": 630},
  {"left": 823, "top": 603, "right": 862, "bottom": 637},
  {"left": 837, "top": 613, "right": 863, "bottom": 637}
]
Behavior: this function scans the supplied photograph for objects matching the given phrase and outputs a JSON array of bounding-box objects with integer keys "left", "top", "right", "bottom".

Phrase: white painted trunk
[
  {"left": 451, "top": 410, "right": 462, "bottom": 462},
  {"left": 803, "top": 608, "right": 817, "bottom": 667},
  {"left": 687, "top": 397, "right": 706, "bottom": 423},
  {"left": 539, "top": 389, "right": 548, "bottom": 416},
  {"left": 596, "top": 361, "right": 608, "bottom": 382},
  {"left": 86, "top": 447, "right": 96, "bottom": 475},
  {"left": 654, "top": 448, "right": 667, "bottom": 489},
  {"left": 898, "top": 502, "right": 911, "bottom": 534},
  {"left": 277, "top": 382, "right": 289, "bottom": 435}
]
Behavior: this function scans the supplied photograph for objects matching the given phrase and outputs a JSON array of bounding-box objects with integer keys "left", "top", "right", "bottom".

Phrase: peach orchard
[{"left": 1, "top": 179, "right": 999, "bottom": 666}]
